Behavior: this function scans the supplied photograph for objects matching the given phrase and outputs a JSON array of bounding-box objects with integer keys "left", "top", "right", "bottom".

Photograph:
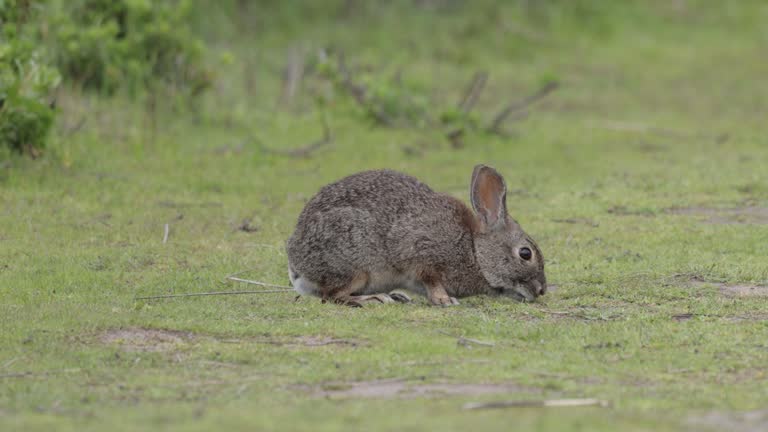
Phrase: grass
[{"left": 2, "top": 1, "right": 768, "bottom": 430}]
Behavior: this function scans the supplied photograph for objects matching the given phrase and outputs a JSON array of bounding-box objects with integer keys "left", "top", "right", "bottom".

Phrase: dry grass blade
[
  {"left": 278, "top": 46, "right": 304, "bottom": 108},
  {"left": 135, "top": 289, "right": 293, "bottom": 300},
  {"left": 162, "top": 223, "right": 169, "bottom": 244},
  {"left": 463, "top": 398, "right": 609, "bottom": 410},
  {"left": 226, "top": 276, "right": 293, "bottom": 289}
]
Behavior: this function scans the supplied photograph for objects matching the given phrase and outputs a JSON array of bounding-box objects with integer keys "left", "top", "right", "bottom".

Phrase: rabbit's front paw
[
  {"left": 430, "top": 295, "right": 460, "bottom": 307},
  {"left": 389, "top": 291, "right": 412, "bottom": 303}
]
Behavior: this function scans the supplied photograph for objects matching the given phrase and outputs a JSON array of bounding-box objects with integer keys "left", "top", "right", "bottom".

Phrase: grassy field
[{"left": 2, "top": 2, "right": 768, "bottom": 430}]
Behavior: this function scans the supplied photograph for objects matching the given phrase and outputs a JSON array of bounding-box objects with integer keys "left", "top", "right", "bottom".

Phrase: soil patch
[
  {"left": 220, "top": 335, "right": 364, "bottom": 347},
  {"left": 719, "top": 284, "right": 768, "bottom": 298},
  {"left": 688, "top": 409, "right": 768, "bottom": 432},
  {"left": 300, "top": 378, "right": 537, "bottom": 399},
  {"left": 666, "top": 206, "right": 768, "bottom": 225},
  {"left": 689, "top": 279, "right": 768, "bottom": 298},
  {"left": 100, "top": 328, "right": 194, "bottom": 353}
]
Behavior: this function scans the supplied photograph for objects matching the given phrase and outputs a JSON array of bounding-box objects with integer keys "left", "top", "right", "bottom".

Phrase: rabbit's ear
[{"left": 470, "top": 164, "right": 508, "bottom": 231}]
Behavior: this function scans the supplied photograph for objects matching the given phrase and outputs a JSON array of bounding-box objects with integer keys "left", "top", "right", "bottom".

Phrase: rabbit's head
[{"left": 470, "top": 165, "right": 547, "bottom": 302}]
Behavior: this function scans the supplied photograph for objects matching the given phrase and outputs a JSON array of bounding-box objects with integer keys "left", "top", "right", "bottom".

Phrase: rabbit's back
[
  {"left": 297, "top": 170, "right": 437, "bottom": 222},
  {"left": 286, "top": 170, "right": 471, "bottom": 294}
]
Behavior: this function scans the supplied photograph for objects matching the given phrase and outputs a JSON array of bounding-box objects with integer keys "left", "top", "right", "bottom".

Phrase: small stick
[
  {"left": 437, "top": 330, "right": 495, "bottom": 347},
  {"left": 489, "top": 81, "right": 559, "bottom": 132},
  {"left": 261, "top": 115, "right": 333, "bottom": 159},
  {"left": 538, "top": 309, "right": 571, "bottom": 316},
  {"left": 226, "top": 276, "right": 292, "bottom": 290},
  {"left": 135, "top": 289, "right": 292, "bottom": 301},
  {"left": 463, "top": 398, "right": 609, "bottom": 410},
  {"left": 162, "top": 224, "right": 169, "bottom": 244},
  {"left": 221, "top": 268, "right": 262, "bottom": 284},
  {"left": 458, "top": 71, "right": 488, "bottom": 113},
  {"left": 457, "top": 336, "right": 495, "bottom": 348}
]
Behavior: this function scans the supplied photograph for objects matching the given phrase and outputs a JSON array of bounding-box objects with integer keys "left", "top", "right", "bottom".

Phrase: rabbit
[{"left": 286, "top": 164, "right": 546, "bottom": 306}]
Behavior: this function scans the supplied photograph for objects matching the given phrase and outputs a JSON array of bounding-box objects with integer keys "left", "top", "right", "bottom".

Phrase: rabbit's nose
[{"left": 533, "top": 280, "right": 546, "bottom": 296}]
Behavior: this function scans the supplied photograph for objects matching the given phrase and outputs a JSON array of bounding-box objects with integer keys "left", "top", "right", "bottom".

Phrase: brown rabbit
[{"left": 286, "top": 165, "right": 546, "bottom": 306}]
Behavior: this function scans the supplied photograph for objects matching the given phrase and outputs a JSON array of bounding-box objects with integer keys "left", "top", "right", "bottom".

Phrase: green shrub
[
  {"left": 0, "top": 0, "right": 60, "bottom": 157},
  {"left": 43, "top": 0, "right": 212, "bottom": 97}
]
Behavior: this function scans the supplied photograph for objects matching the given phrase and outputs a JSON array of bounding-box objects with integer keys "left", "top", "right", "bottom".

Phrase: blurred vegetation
[
  {"left": 0, "top": 0, "right": 59, "bottom": 157},
  {"left": 2, "top": 0, "right": 767, "bottom": 158},
  {"left": 0, "top": 0, "right": 211, "bottom": 157}
]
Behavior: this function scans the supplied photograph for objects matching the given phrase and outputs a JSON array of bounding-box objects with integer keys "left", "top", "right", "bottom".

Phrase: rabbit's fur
[{"left": 286, "top": 165, "right": 546, "bottom": 306}]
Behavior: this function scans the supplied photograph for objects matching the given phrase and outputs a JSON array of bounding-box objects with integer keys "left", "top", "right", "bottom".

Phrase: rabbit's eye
[{"left": 519, "top": 247, "right": 532, "bottom": 261}]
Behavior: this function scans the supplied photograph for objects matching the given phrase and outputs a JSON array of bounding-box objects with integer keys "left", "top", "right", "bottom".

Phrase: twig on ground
[
  {"left": 446, "top": 128, "right": 464, "bottom": 149},
  {"left": 463, "top": 398, "right": 609, "bottom": 410},
  {"left": 489, "top": 81, "right": 559, "bottom": 133},
  {"left": 63, "top": 117, "right": 87, "bottom": 136},
  {"left": 162, "top": 224, "right": 169, "bottom": 244},
  {"left": 221, "top": 268, "right": 262, "bottom": 284},
  {"left": 261, "top": 115, "right": 333, "bottom": 158},
  {"left": 458, "top": 71, "right": 488, "bottom": 113},
  {"left": 538, "top": 309, "right": 571, "bottom": 316},
  {"left": 2, "top": 357, "right": 20, "bottom": 370},
  {"left": 437, "top": 330, "right": 495, "bottom": 347}
]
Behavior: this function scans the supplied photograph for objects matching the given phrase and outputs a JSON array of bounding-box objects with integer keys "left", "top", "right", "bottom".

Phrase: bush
[
  {"left": 44, "top": 0, "right": 212, "bottom": 97},
  {"left": 0, "top": 0, "right": 60, "bottom": 157}
]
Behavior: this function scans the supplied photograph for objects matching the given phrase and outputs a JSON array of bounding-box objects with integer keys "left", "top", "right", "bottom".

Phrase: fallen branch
[
  {"left": 463, "top": 398, "right": 609, "bottom": 410},
  {"left": 489, "top": 81, "right": 559, "bottom": 133},
  {"left": 457, "top": 71, "right": 488, "bottom": 113},
  {"left": 437, "top": 330, "right": 495, "bottom": 347},
  {"left": 261, "top": 115, "right": 333, "bottom": 159},
  {"left": 63, "top": 117, "right": 87, "bottom": 136},
  {"left": 538, "top": 309, "right": 571, "bottom": 316}
]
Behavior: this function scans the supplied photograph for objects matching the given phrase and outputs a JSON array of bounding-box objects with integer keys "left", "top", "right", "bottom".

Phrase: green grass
[{"left": 2, "top": 2, "right": 768, "bottom": 430}]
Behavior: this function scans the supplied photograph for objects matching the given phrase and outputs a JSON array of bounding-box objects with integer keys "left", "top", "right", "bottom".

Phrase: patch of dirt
[
  {"left": 688, "top": 410, "right": 768, "bottom": 432},
  {"left": 220, "top": 335, "right": 365, "bottom": 347},
  {"left": 607, "top": 206, "right": 656, "bottom": 217},
  {"left": 719, "top": 284, "right": 768, "bottom": 298},
  {"left": 689, "top": 278, "right": 768, "bottom": 298},
  {"left": 99, "top": 328, "right": 194, "bottom": 353},
  {"left": 299, "top": 378, "right": 537, "bottom": 399},
  {"left": 291, "top": 336, "right": 363, "bottom": 347},
  {"left": 551, "top": 217, "right": 599, "bottom": 227},
  {"left": 666, "top": 206, "right": 768, "bottom": 225}
]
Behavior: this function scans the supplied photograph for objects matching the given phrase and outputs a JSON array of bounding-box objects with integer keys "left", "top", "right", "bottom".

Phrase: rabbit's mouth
[{"left": 493, "top": 286, "right": 536, "bottom": 302}]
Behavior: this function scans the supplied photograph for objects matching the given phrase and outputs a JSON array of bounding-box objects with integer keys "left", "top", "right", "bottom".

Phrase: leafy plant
[
  {"left": 44, "top": 0, "right": 212, "bottom": 97},
  {"left": 0, "top": 0, "right": 60, "bottom": 157}
]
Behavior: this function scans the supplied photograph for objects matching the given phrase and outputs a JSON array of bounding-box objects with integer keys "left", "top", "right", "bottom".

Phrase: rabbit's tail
[{"left": 288, "top": 263, "right": 320, "bottom": 297}]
